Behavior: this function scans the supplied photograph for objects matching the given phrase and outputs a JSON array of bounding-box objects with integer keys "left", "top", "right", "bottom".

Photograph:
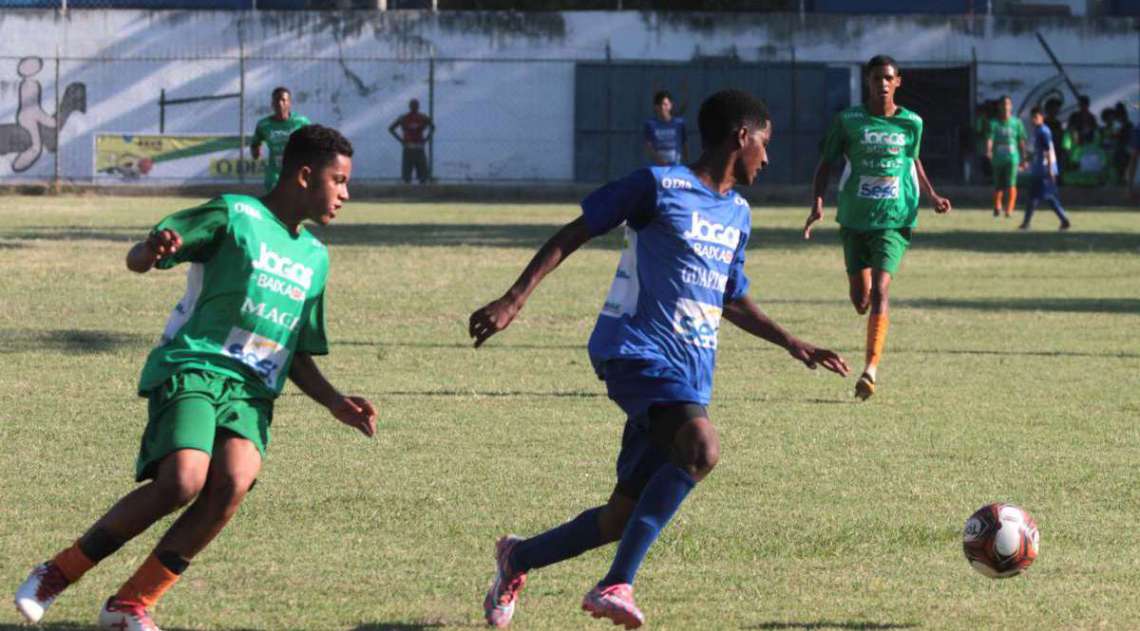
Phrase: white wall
[{"left": 0, "top": 10, "right": 1135, "bottom": 183}]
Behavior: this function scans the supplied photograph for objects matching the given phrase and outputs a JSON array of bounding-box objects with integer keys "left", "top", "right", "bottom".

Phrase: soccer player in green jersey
[
  {"left": 803, "top": 55, "right": 952, "bottom": 400},
  {"left": 251, "top": 86, "right": 311, "bottom": 192},
  {"left": 986, "top": 95, "right": 1028, "bottom": 217},
  {"left": 15, "top": 125, "right": 377, "bottom": 630}
]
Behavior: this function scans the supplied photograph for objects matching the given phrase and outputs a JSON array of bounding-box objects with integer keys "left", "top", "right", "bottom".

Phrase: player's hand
[
  {"left": 331, "top": 395, "right": 378, "bottom": 438},
  {"left": 932, "top": 194, "right": 952, "bottom": 214},
  {"left": 146, "top": 229, "right": 182, "bottom": 261},
  {"left": 469, "top": 295, "right": 521, "bottom": 348},
  {"left": 803, "top": 203, "right": 824, "bottom": 240},
  {"left": 787, "top": 340, "right": 850, "bottom": 377}
]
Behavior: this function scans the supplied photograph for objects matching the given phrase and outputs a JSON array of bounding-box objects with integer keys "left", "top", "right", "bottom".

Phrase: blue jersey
[
  {"left": 582, "top": 166, "right": 752, "bottom": 412},
  {"left": 643, "top": 117, "right": 687, "bottom": 165},
  {"left": 1031, "top": 124, "right": 1058, "bottom": 177}
]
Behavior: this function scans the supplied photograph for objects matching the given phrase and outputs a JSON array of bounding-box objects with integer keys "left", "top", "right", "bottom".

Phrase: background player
[
  {"left": 250, "top": 86, "right": 311, "bottom": 192},
  {"left": 1021, "top": 106, "right": 1072, "bottom": 230},
  {"left": 388, "top": 98, "right": 435, "bottom": 183},
  {"left": 472, "top": 90, "right": 848, "bottom": 630},
  {"left": 14, "top": 125, "right": 376, "bottom": 630},
  {"left": 643, "top": 90, "right": 687, "bottom": 166},
  {"left": 803, "top": 55, "right": 951, "bottom": 401},
  {"left": 986, "top": 95, "right": 1028, "bottom": 218}
]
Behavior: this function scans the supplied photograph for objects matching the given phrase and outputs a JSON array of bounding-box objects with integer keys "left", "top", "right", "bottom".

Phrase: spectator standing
[
  {"left": 1043, "top": 98, "right": 1066, "bottom": 177},
  {"left": 1066, "top": 95, "right": 1099, "bottom": 146},
  {"left": 1112, "top": 102, "right": 1133, "bottom": 184},
  {"left": 643, "top": 90, "right": 687, "bottom": 166},
  {"left": 389, "top": 99, "right": 435, "bottom": 184},
  {"left": 1126, "top": 123, "right": 1140, "bottom": 200}
]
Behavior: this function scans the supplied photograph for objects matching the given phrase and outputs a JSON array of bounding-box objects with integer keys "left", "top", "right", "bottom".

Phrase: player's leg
[
  {"left": 100, "top": 432, "right": 262, "bottom": 630},
  {"left": 414, "top": 148, "right": 429, "bottom": 184},
  {"left": 1020, "top": 176, "right": 1042, "bottom": 229},
  {"left": 484, "top": 415, "right": 646, "bottom": 628},
  {"left": 401, "top": 148, "right": 413, "bottom": 183},
  {"left": 15, "top": 386, "right": 216, "bottom": 624},
  {"left": 1043, "top": 181, "right": 1071, "bottom": 229},
  {"left": 841, "top": 228, "right": 872, "bottom": 314},
  {"left": 856, "top": 229, "right": 908, "bottom": 400},
  {"left": 586, "top": 403, "right": 711, "bottom": 629},
  {"left": 1006, "top": 185, "right": 1018, "bottom": 217}
]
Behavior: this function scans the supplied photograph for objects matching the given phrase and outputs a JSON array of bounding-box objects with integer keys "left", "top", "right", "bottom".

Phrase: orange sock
[
  {"left": 992, "top": 190, "right": 1003, "bottom": 211},
  {"left": 1006, "top": 187, "right": 1018, "bottom": 215},
  {"left": 115, "top": 554, "right": 181, "bottom": 609},
  {"left": 51, "top": 542, "right": 95, "bottom": 583},
  {"left": 865, "top": 313, "right": 890, "bottom": 369}
]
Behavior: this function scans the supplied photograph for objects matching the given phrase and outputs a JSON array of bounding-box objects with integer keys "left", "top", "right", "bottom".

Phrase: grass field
[{"left": 1, "top": 195, "right": 1138, "bottom": 630}]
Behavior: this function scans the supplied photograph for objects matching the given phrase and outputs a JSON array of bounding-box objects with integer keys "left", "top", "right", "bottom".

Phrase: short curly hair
[{"left": 281, "top": 124, "right": 353, "bottom": 177}]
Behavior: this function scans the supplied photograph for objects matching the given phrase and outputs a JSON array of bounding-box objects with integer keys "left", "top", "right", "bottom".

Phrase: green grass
[{"left": 1, "top": 196, "right": 1138, "bottom": 630}]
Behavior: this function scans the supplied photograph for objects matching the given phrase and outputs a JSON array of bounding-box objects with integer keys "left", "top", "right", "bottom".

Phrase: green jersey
[
  {"left": 987, "top": 117, "right": 1026, "bottom": 166},
  {"left": 820, "top": 104, "right": 924, "bottom": 231},
  {"left": 138, "top": 194, "right": 329, "bottom": 399},
  {"left": 252, "top": 114, "right": 311, "bottom": 191}
]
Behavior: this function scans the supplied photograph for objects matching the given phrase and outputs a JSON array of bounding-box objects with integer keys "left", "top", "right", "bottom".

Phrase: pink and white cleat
[
  {"left": 98, "top": 598, "right": 162, "bottom": 631},
  {"left": 582, "top": 583, "right": 645, "bottom": 629},
  {"left": 14, "top": 562, "right": 71, "bottom": 623},
  {"left": 483, "top": 535, "right": 528, "bottom": 628}
]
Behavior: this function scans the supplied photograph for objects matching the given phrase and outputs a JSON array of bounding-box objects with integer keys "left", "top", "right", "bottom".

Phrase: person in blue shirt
[
  {"left": 470, "top": 90, "right": 849, "bottom": 630},
  {"left": 1021, "top": 106, "right": 1072, "bottom": 231},
  {"left": 643, "top": 90, "right": 687, "bottom": 166}
]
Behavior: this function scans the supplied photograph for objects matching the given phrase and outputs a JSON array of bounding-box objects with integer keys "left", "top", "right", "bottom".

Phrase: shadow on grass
[
  {"left": 0, "top": 626, "right": 262, "bottom": 631},
  {"left": 353, "top": 623, "right": 448, "bottom": 631},
  {"left": 747, "top": 622, "right": 918, "bottom": 630},
  {"left": 764, "top": 296, "right": 1140, "bottom": 315},
  {"left": 336, "top": 339, "right": 586, "bottom": 351},
  {"left": 0, "top": 329, "right": 149, "bottom": 354},
  {"left": 8, "top": 223, "right": 1138, "bottom": 256}
]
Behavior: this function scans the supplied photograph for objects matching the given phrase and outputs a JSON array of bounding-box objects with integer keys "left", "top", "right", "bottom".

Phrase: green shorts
[
  {"left": 137, "top": 370, "right": 273, "bottom": 482},
  {"left": 993, "top": 161, "right": 1018, "bottom": 189},
  {"left": 840, "top": 226, "right": 912, "bottom": 276}
]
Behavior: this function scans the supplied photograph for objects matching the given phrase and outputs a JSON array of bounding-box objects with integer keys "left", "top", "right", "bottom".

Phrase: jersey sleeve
[
  {"left": 819, "top": 114, "right": 846, "bottom": 163},
  {"left": 643, "top": 120, "right": 654, "bottom": 143},
  {"left": 580, "top": 168, "right": 658, "bottom": 236},
  {"left": 723, "top": 214, "right": 751, "bottom": 303},
  {"left": 296, "top": 288, "right": 329, "bottom": 356},
  {"left": 151, "top": 198, "right": 229, "bottom": 269},
  {"left": 911, "top": 118, "right": 924, "bottom": 160}
]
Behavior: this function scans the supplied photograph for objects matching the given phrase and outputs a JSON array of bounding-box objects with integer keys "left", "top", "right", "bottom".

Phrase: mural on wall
[{"left": 0, "top": 57, "right": 87, "bottom": 172}]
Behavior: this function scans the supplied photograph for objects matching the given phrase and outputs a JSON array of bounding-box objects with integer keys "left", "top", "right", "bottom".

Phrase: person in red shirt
[{"left": 388, "top": 98, "right": 435, "bottom": 183}]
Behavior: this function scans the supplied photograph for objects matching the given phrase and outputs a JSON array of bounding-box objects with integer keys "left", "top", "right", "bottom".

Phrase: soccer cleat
[
  {"left": 483, "top": 535, "right": 527, "bottom": 628},
  {"left": 1059, "top": 220, "right": 1071, "bottom": 231},
  {"left": 992, "top": 208, "right": 1001, "bottom": 217},
  {"left": 98, "top": 597, "right": 162, "bottom": 631},
  {"left": 14, "top": 562, "right": 71, "bottom": 623},
  {"left": 582, "top": 583, "right": 645, "bottom": 629},
  {"left": 854, "top": 372, "right": 876, "bottom": 401}
]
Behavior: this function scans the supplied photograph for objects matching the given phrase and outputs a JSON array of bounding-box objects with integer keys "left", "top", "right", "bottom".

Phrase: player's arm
[
  {"left": 803, "top": 158, "right": 831, "bottom": 239},
  {"left": 915, "top": 159, "right": 952, "bottom": 214},
  {"left": 723, "top": 295, "right": 849, "bottom": 376},
  {"left": 388, "top": 117, "right": 404, "bottom": 144},
  {"left": 126, "top": 229, "right": 182, "bottom": 273},
  {"left": 288, "top": 352, "right": 377, "bottom": 438},
  {"left": 468, "top": 217, "right": 593, "bottom": 348}
]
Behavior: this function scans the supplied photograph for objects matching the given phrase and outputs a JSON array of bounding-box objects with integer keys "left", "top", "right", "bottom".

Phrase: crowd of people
[{"left": 974, "top": 94, "right": 1139, "bottom": 192}]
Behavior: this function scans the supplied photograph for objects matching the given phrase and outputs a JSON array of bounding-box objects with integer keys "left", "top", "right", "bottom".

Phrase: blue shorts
[
  {"left": 601, "top": 358, "right": 704, "bottom": 419},
  {"left": 615, "top": 402, "right": 708, "bottom": 498}
]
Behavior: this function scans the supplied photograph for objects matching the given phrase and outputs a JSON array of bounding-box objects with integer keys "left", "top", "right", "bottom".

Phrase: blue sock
[
  {"left": 601, "top": 463, "right": 695, "bottom": 587},
  {"left": 509, "top": 507, "right": 604, "bottom": 572}
]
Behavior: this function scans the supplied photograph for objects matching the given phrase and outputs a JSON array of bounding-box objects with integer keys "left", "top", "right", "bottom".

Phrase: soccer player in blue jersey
[
  {"left": 1020, "top": 106, "right": 1071, "bottom": 230},
  {"left": 470, "top": 90, "right": 849, "bottom": 629},
  {"left": 643, "top": 90, "right": 687, "bottom": 166}
]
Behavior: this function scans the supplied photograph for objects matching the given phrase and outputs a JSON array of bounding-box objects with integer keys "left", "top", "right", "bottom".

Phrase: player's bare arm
[
  {"left": 723, "top": 295, "right": 849, "bottom": 376},
  {"left": 803, "top": 158, "right": 832, "bottom": 239},
  {"left": 915, "top": 158, "right": 952, "bottom": 213},
  {"left": 388, "top": 118, "right": 404, "bottom": 144},
  {"left": 468, "top": 216, "right": 593, "bottom": 348},
  {"left": 288, "top": 352, "right": 378, "bottom": 438},
  {"left": 126, "top": 229, "right": 182, "bottom": 273}
]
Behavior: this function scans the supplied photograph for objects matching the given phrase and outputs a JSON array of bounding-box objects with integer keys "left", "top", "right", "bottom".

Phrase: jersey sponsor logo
[
  {"left": 672, "top": 298, "right": 722, "bottom": 350},
  {"left": 733, "top": 195, "right": 748, "bottom": 206},
  {"left": 223, "top": 327, "right": 288, "bottom": 388},
  {"left": 242, "top": 297, "right": 301, "bottom": 331},
  {"left": 251, "top": 242, "right": 314, "bottom": 291},
  {"left": 691, "top": 242, "right": 735, "bottom": 264},
  {"left": 861, "top": 157, "right": 904, "bottom": 170},
  {"left": 233, "top": 202, "right": 262, "bottom": 220},
  {"left": 857, "top": 175, "right": 900, "bottom": 200},
  {"left": 257, "top": 272, "right": 306, "bottom": 302},
  {"left": 682, "top": 211, "right": 742, "bottom": 248},
  {"left": 661, "top": 177, "right": 692, "bottom": 190},
  {"left": 681, "top": 266, "right": 729, "bottom": 292},
  {"left": 861, "top": 129, "right": 908, "bottom": 147}
]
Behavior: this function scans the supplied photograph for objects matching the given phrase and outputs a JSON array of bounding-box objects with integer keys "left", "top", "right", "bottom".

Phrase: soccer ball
[{"left": 962, "top": 503, "right": 1039, "bottom": 578}]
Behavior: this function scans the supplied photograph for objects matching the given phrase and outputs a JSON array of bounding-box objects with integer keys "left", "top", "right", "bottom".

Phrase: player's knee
[
  {"left": 156, "top": 469, "right": 206, "bottom": 510},
  {"left": 205, "top": 470, "right": 256, "bottom": 513},
  {"left": 672, "top": 425, "right": 720, "bottom": 480}
]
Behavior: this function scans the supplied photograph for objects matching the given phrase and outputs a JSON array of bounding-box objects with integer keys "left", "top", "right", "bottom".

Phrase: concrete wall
[{"left": 0, "top": 10, "right": 1135, "bottom": 183}]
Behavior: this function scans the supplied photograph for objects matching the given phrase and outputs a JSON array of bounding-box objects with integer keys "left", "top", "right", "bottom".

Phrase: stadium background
[{"left": 0, "top": 0, "right": 1136, "bottom": 191}]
